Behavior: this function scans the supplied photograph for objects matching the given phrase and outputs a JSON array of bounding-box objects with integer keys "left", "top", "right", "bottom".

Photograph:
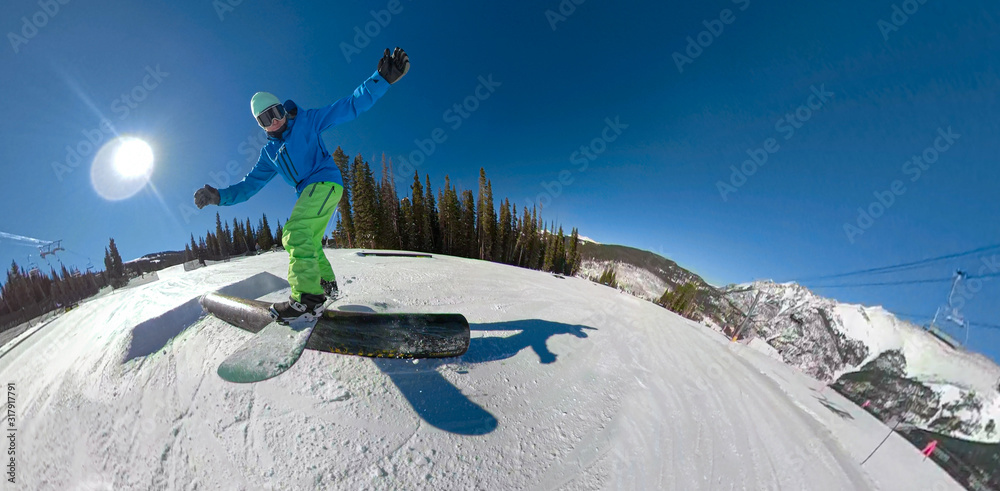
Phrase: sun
[
  {"left": 113, "top": 138, "right": 154, "bottom": 178},
  {"left": 91, "top": 136, "right": 156, "bottom": 200}
]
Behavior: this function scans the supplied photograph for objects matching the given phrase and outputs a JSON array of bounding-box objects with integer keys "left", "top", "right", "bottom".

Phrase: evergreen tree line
[
  {"left": 328, "top": 147, "right": 582, "bottom": 275},
  {"left": 183, "top": 212, "right": 281, "bottom": 262},
  {"left": 0, "top": 244, "right": 109, "bottom": 333},
  {"left": 0, "top": 149, "right": 589, "bottom": 332},
  {"left": 658, "top": 282, "right": 698, "bottom": 318}
]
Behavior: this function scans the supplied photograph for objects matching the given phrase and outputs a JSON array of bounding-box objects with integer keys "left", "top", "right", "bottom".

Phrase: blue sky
[{"left": 2, "top": 0, "right": 999, "bottom": 361}]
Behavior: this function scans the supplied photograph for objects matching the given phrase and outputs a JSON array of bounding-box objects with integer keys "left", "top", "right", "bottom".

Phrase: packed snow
[{"left": 0, "top": 250, "right": 964, "bottom": 489}]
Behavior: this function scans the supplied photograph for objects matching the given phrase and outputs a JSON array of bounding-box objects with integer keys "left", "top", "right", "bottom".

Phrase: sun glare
[
  {"left": 114, "top": 138, "right": 154, "bottom": 178},
  {"left": 91, "top": 136, "right": 155, "bottom": 200}
]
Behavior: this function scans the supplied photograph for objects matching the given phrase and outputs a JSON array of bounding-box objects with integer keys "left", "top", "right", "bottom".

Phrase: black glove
[
  {"left": 377, "top": 47, "right": 410, "bottom": 84},
  {"left": 194, "top": 184, "right": 220, "bottom": 209}
]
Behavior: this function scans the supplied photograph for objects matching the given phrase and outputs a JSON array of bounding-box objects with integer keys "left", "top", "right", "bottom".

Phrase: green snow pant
[{"left": 283, "top": 182, "right": 342, "bottom": 301}]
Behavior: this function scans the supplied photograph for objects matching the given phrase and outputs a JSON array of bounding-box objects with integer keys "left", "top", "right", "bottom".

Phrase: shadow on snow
[
  {"left": 123, "top": 272, "right": 288, "bottom": 362},
  {"left": 123, "top": 273, "right": 599, "bottom": 437},
  {"left": 354, "top": 311, "right": 597, "bottom": 436}
]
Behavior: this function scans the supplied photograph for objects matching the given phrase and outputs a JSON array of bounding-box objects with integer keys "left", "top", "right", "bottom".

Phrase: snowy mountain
[
  {"left": 0, "top": 250, "right": 964, "bottom": 489},
  {"left": 575, "top": 242, "right": 736, "bottom": 325},
  {"left": 577, "top": 244, "right": 1000, "bottom": 448},
  {"left": 722, "top": 280, "right": 1000, "bottom": 445}
]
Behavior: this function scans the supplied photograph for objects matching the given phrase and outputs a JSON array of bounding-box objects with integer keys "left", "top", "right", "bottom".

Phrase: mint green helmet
[{"left": 250, "top": 92, "right": 281, "bottom": 117}]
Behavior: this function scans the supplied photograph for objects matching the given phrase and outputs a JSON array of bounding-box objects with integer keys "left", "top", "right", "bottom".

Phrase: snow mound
[{"left": 0, "top": 250, "right": 963, "bottom": 489}]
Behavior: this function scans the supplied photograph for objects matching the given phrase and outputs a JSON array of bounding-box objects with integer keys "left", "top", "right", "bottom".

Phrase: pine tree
[
  {"left": 379, "top": 155, "right": 401, "bottom": 248},
  {"left": 274, "top": 221, "right": 284, "bottom": 249},
  {"left": 567, "top": 227, "right": 581, "bottom": 275},
  {"left": 459, "top": 189, "right": 477, "bottom": 258},
  {"left": 5, "top": 261, "right": 24, "bottom": 312},
  {"left": 526, "top": 207, "right": 541, "bottom": 269},
  {"left": 496, "top": 198, "right": 512, "bottom": 264},
  {"left": 410, "top": 171, "right": 428, "bottom": 252},
  {"left": 244, "top": 218, "right": 256, "bottom": 253},
  {"left": 424, "top": 175, "right": 440, "bottom": 253},
  {"left": 105, "top": 238, "right": 127, "bottom": 288},
  {"left": 189, "top": 234, "right": 199, "bottom": 260},
  {"left": 476, "top": 169, "right": 496, "bottom": 261},
  {"left": 513, "top": 206, "right": 532, "bottom": 267},
  {"left": 542, "top": 223, "right": 556, "bottom": 272},
  {"left": 351, "top": 155, "right": 380, "bottom": 248},
  {"left": 231, "top": 218, "right": 245, "bottom": 255},
  {"left": 658, "top": 282, "right": 697, "bottom": 317},
  {"left": 554, "top": 226, "right": 567, "bottom": 274},
  {"left": 215, "top": 213, "right": 230, "bottom": 258},
  {"left": 207, "top": 231, "right": 220, "bottom": 258},
  {"left": 258, "top": 214, "right": 274, "bottom": 251},
  {"left": 439, "top": 177, "right": 461, "bottom": 255},
  {"left": 597, "top": 264, "right": 618, "bottom": 289},
  {"left": 399, "top": 197, "right": 415, "bottom": 251},
  {"left": 332, "top": 147, "right": 355, "bottom": 248}
]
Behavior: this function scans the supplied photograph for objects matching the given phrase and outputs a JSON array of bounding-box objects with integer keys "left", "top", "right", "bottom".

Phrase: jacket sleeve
[
  {"left": 310, "top": 71, "right": 391, "bottom": 133},
  {"left": 218, "top": 152, "right": 277, "bottom": 206}
]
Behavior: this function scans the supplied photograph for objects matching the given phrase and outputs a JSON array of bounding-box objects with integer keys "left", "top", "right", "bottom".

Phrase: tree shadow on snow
[{"left": 342, "top": 310, "right": 597, "bottom": 436}]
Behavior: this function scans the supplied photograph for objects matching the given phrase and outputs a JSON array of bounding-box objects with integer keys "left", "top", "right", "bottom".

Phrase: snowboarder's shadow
[
  {"left": 463, "top": 319, "right": 596, "bottom": 365},
  {"left": 345, "top": 306, "right": 597, "bottom": 436}
]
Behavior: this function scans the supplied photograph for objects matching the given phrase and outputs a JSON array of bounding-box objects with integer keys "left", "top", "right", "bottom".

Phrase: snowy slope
[
  {"left": 725, "top": 280, "right": 1000, "bottom": 444},
  {"left": 577, "top": 260, "right": 667, "bottom": 302},
  {"left": 0, "top": 251, "right": 963, "bottom": 490}
]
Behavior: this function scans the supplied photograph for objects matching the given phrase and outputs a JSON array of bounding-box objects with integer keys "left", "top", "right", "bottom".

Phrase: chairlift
[
  {"left": 38, "top": 240, "right": 65, "bottom": 259},
  {"left": 26, "top": 255, "right": 42, "bottom": 278},
  {"left": 927, "top": 270, "right": 971, "bottom": 347}
]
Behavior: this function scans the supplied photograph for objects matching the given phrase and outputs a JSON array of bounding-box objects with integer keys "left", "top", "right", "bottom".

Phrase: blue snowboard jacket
[{"left": 218, "top": 70, "right": 390, "bottom": 206}]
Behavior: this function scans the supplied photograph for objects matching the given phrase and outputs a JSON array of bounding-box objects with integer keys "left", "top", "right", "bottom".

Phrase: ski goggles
[{"left": 255, "top": 104, "right": 287, "bottom": 128}]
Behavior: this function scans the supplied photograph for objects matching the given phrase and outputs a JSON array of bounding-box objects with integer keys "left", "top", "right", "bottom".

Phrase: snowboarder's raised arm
[
  {"left": 311, "top": 47, "right": 409, "bottom": 133},
  {"left": 217, "top": 153, "right": 278, "bottom": 206}
]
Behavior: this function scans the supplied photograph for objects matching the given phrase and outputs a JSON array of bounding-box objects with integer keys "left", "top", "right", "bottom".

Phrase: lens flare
[{"left": 91, "top": 136, "right": 155, "bottom": 201}]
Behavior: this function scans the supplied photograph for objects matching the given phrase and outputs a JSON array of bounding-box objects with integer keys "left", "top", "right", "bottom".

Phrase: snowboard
[
  {"left": 216, "top": 314, "right": 318, "bottom": 383},
  {"left": 201, "top": 292, "right": 470, "bottom": 383}
]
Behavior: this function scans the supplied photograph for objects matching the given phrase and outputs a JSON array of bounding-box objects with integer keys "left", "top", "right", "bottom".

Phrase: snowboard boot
[
  {"left": 269, "top": 293, "right": 326, "bottom": 325},
  {"left": 321, "top": 278, "right": 339, "bottom": 299}
]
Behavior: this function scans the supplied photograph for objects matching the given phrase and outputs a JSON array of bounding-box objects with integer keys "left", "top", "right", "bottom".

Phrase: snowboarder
[{"left": 194, "top": 47, "right": 410, "bottom": 324}]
